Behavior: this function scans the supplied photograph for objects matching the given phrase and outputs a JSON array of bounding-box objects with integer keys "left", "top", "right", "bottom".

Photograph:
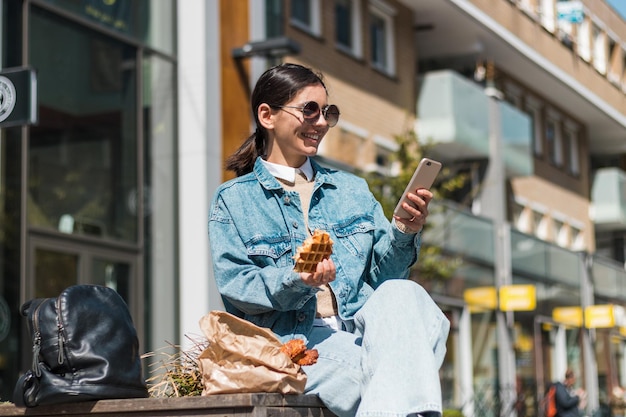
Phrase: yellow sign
[
  {"left": 499, "top": 285, "right": 536, "bottom": 311},
  {"left": 464, "top": 287, "right": 497, "bottom": 311},
  {"left": 585, "top": 305, "right": 615, "bottom": 328},
  {"left": 553, "top": 307, "right": 583, "bottom": 327}
]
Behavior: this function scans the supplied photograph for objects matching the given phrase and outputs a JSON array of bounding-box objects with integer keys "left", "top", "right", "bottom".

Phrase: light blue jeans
[{"left": 303, "top": 280, "right": 450, "bottom": 417}]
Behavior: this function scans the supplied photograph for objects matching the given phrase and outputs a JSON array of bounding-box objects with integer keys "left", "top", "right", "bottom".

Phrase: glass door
[{"left": 27, "top": 235, "right": 140, "bottom": 321}]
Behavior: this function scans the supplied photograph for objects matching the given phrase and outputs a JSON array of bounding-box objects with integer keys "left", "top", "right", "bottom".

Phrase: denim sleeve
[
  {"left": 209, "top": 194, "right": 317, "bottom": 315},
  {"left": 365, "top": 186, "right": 422, "bottom": 288}
]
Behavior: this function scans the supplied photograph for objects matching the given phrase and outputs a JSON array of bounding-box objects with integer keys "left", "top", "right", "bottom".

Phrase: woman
[{"left": 209, "top": 63, "right": 449, "bottom": 417}]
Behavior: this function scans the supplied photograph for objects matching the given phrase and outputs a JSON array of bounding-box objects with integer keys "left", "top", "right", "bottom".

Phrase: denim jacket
[{"left": 208, "top": 157, "right": 422, "bottom": 339}]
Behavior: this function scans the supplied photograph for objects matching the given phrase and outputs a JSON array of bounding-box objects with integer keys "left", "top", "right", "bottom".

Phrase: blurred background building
[{"left": 3, "top": 1, "right": 626, "bottom": 416}]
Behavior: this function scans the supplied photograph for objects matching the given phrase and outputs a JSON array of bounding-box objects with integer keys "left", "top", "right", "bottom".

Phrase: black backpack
[{"left": 13, "top": 284, "right": 149, "bottom": 407}]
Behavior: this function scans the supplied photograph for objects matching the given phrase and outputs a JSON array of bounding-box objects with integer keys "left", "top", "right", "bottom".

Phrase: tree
[{"left": 362, "top": 129, "right": 466, "bottom": 282}]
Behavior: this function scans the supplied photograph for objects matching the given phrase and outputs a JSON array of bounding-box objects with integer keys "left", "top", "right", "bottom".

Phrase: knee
[{"left": 376, "top": 279, "right": 428, "bottom": 302}]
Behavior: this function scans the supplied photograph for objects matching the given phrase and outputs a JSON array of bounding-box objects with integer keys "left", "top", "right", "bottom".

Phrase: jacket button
[
  {"left": 297, "top": 313, "right": 306, "bottom": 322},
  {"left": 284, "top": 196, "right": 291, "bottom": 204},
  {"left": 292, "top": 222, "right": 298, "bottom": 228}
]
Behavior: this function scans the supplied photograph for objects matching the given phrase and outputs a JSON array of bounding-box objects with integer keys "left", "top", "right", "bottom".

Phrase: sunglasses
[{"left": 271, "top": 101, "right": 340, "bottom": 127}]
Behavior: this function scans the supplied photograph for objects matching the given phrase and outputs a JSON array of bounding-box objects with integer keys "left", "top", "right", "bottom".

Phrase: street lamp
[
  {"left": 231, "top": 37, "right": 301, "bottom": 95},
  {"left": 231, "top": 37, "right": 300, "bottom": 60}
]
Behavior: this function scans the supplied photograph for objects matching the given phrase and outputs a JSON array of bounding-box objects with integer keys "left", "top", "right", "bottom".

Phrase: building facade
[{"left": 3, "top": 1, "right": 626, "bottom": 416}]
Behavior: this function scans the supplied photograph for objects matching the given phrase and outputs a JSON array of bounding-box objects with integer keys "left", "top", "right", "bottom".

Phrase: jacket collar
[{"left": 253, "top": 157, "right": 336, "bottom": 191}]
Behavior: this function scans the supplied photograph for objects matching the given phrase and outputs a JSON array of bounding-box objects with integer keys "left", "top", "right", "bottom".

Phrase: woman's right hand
[{"left": 300, "top": 258, "right": 336, "bottom": 287}]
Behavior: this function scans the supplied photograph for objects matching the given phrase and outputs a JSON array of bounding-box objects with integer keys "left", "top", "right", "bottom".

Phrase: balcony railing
[
  {"left": 417, "top": 70, "right": 533, "bottom": 177},
  {"left": 426, "top": 202, "right": 626, "bottom": 301},
  {"left": 591, "top": 167, "right": 626, "bottom": 231}
]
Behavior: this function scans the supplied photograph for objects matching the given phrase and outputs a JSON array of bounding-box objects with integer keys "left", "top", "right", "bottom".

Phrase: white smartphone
[{"left": 393, "top": 158, "right": 442, "bottom": 219}]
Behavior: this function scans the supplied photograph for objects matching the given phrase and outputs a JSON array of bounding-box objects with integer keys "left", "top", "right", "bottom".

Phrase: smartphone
[{"left": 393, "top": 158, "right": 442, "bottom": 219}]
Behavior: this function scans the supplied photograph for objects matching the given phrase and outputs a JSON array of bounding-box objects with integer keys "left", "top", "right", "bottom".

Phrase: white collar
[{"left": 261, "top": 158, "right": 314, "bottom": 182}]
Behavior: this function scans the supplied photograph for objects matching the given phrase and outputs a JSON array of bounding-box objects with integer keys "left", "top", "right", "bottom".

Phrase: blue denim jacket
[{"left": 208, "top": 157, "right": 422, "bottom": 339}]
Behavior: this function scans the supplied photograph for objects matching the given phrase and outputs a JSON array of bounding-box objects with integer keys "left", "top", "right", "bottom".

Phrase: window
[
  {"left": 592, "top": 24, "right": 606, "bottom": 75},
  {"left": 368, "top": 0, "right": 395, "bottom": 75},
  {"left": 513, "top": 200, "right": 533, "bottom": 234},
  {"left": 554, "top": 218, "right": 569, "bottom": 247},
  {"left": 571, "top": 226, "right": 585, "bottom": 250},
  {"left": 608, "top": 37, "right": 621, "bottom": 85},
  {"left": 525, "top": 96, "right": 542, "bottom": 156},
  {"left": 545, "top": 111, "right": 563, "bottom": 166},
  {"left": 504, "top": 82, "right": 523, "bottom": 108},
  {"left": 564, "top": 122, "right": 580, "bottom": 175},
  {"left": 291, "top": 0, "right": 321, "bottom": 36},
  {"left": 577, "top": 17, "right": 591, "bottom": 62},
  {"left": 519, "top": 0, "right": 538, "bottom": 18},
  {"left": 368, "top": 134, "right": 399, "bottom": 175},
  {"left": 320, "top": 121, "right": 367, "bottom": 167},
  {"left": 533, "top": 210, "right": 550, "bottom": 240},
  {"left": 539, "top": 0, "right": 556, "bottom": 33},
  {"left": 335, "top": 0, "right": 362, "bottom": 57},
  {"left": 621, "top": 48, "right": 626, "bottom": 93}
]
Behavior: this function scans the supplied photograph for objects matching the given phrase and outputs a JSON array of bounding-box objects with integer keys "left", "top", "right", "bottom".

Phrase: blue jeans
[{"left": 303, "top": 280, "right": 450, "bottom": 417}]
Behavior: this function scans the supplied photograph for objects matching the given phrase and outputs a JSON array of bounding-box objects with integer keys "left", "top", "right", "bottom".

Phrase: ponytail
[{"left": 225, "top": 128, "right": 266, "bottom": 177}]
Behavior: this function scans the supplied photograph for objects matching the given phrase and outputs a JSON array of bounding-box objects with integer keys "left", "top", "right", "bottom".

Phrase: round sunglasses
[{"left": 270, "top": 101, "right": 340, "bottom": 127}]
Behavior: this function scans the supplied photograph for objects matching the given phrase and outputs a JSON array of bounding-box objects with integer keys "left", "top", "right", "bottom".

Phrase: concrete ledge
[{"left": 0, "top": 393, "right": 337, "bottom": 417}]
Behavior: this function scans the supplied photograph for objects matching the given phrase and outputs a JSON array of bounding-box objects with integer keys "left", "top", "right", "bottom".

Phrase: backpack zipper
[
  {"left": 30, "top": 301, "right": 44, "bottom": 377},
  {"left": 55, "top": 296, "right": 66, "bottom": 365}
]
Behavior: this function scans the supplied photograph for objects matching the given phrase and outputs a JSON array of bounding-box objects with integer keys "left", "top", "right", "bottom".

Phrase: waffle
[
  {"left": 293, "top": 230, "right": 333, "bottom": 273},
  {"left": 280, "top": 339, "right": 319, "bottom": 366}
]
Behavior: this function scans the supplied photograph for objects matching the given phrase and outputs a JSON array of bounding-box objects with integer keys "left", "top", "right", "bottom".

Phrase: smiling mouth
[{"left": 302, "top": 132, "right": 322, "bottom": 141}]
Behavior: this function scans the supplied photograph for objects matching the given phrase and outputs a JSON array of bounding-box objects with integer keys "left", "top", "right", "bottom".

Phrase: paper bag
[{"left": 198, "top": 311, "right": 307, "bottom": 395}]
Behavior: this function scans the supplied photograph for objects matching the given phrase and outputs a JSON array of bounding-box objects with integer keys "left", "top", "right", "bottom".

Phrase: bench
[{"left": 0, "top": 393, "right": 337, "bottom": 417}]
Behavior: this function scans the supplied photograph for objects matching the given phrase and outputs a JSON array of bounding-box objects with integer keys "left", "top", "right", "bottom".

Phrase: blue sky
[{"left": 606, "top": 0, "right": 626, "bottom": 20}]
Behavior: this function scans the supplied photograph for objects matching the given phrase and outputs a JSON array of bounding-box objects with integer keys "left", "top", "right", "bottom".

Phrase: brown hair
[{"left": 225, "top": 63, "right": 327, "bottom": 177}]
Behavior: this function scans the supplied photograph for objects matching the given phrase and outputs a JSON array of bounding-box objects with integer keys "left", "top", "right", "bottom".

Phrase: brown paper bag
[{"left": 197, "top": 311, "right": 307, "bottom": 395}]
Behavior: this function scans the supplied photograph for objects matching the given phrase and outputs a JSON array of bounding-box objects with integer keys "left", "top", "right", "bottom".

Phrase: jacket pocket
[
  {"left": 246, "top": 235, "right": 293, "bottom": 268},
  {"left": 332, "top": 215, "right": 376, "bottom": 260}
]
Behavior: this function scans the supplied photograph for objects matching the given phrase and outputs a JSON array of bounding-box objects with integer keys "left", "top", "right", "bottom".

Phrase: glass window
[
  {"left": 370, "top": 13, "right": 387, "bottom": 70},
  {"left": 555, "top": 219, "right": 569, "bottom": 247},
  {"left": 518, "top": 0, "right": 538, "bottom": 17},
  {"left": 545, "top": 114, "right": 563, "bottom": 166},
  {"left": 34, "top": 248, "right": 78, "bottom": 298},
  {"left": 608, "top": 37, "right": 620, "bottom": 85},
  {"left": 29, "top": 7, "right": 138, "bottom": 243},
  {"left": 533, "top": 210, "right": 550, "bottom": 240},
  {"left": 593, "top": 24, "right": 606, "bottom": 75},
  {"left": 525, "top": 101, "right": 543, "bottom": 156},
  {"left": 336, "top": 0, "right": 362, "bottom": 57},
  {"left": 513, "top": 201, "right": 533, "bottom": 234},
  {"left": 565, "top": 127, "right": 580, "bottom": 175},
  {"left": 571, "top": 227, "right": 584, "bottom": 251},
  {"left": 369, "top": 0, "right": 395, "bottom": 75},
  {"left": 267, "top": 0, "right": 285, "bottom": 38},
  {"left": 41, "top": 0, "right": 175, "bottom": 55},
  {"left": 291, "top": 0, "right": 320, "bottom": 35},
  {"left": 336, "top": 0, "right": 352, "bottom": 49},
  {"left": 92, "top": 258, "right": 131, "bottom": 304},
  {"left": 622, "top": 48, "right": 626, "bottom": 93}
]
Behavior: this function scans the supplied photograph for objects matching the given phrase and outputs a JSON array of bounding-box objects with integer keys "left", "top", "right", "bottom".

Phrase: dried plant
[{"left": 143, "top": 334, "right": 208, "bottom": 398}]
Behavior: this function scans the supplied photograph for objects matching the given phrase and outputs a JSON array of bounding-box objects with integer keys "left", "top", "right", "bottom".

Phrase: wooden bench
[{"left": 0, "top": 393, "right": 337, "bottom": 417}]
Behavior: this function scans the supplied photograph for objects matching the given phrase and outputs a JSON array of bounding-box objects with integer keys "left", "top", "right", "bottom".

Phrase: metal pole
[
  {"left": 580, "top": 252, "right": 599, "bottom": 414},
  {"left": 482, "top": 88, "right": 518, "bottom": 417}
]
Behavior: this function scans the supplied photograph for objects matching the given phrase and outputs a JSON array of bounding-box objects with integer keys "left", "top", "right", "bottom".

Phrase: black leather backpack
[{"left": 13, "top": 284, "right": 149, "bottom": 407}]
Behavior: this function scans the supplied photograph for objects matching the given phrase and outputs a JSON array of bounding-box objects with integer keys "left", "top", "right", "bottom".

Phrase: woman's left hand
[
  {"left": 393, "top": 188, "right": 433, "bottom": 234},
  {"left": 300, "top": 258, "right": 336, "bottom": 287}
]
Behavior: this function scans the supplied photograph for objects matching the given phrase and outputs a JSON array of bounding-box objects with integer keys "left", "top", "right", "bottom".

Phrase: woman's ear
[{"left": 257, "top": 103, "right": 275, "bottom": 130}]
